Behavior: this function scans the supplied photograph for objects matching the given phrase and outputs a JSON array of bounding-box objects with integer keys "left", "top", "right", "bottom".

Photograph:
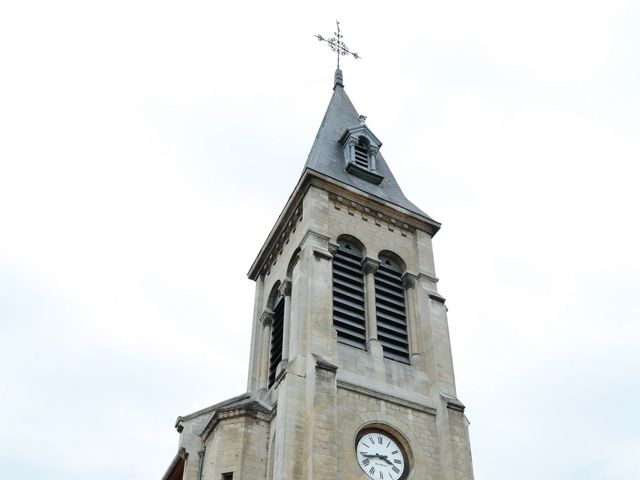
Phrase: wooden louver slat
[
  {"left": 332, "top": 240, "right": 366, "bottom": 350},
  {"left": 354, "top": 144, "right": 369, "bottom": 168}
]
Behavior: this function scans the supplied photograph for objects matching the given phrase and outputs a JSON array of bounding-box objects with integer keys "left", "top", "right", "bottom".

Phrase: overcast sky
[{"left": 1, "top": 1, "right": 639, "bottom": 479}]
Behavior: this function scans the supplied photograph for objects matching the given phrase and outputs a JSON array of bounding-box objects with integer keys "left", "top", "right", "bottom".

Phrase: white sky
[{"left": 1, "top": 1, "right": 639, "bottom": 479}]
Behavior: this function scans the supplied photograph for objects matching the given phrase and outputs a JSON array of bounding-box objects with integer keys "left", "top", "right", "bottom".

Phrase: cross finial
[{"left": 315, "top": 20, "right": 361, "bottom": 70}]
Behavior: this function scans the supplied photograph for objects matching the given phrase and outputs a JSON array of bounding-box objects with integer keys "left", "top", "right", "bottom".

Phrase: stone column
[
  {"left": 402, "top": 272, "right": 419, "bottom": 364},
  {"left": 279, "top": 280, "right": 292, "bottom": 366},
  {"left": 362, "top": 257, "right": 382, "bottom": 357},
  {"left": 258, "top": 310, "right": 274, "bottom": 392},
  {"left": 348, "top": 140, "right": 355, "bottom": 167},
  {"left": 247, "top": 273, "right": 265, "bottom": 393},
  {"left": 369, "top": 145, "right": 379, "bottom": 171}
]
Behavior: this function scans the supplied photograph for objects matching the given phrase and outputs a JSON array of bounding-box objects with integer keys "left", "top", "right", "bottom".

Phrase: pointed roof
[
  {"left": 247, "top": 71, "right": 440, "bottom": 280},
  {"left": 303, "top": 69, "right": 434, "bottom": 221}
]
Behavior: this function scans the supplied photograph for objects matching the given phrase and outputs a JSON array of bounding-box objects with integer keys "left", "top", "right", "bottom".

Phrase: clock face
[{"left": 356, "top": 429, "right": 408, "bottom": 480}]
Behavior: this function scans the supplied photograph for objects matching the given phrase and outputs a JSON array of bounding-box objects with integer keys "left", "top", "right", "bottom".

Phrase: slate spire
[
  {"left": 303, "top": 70, "right": 436, "bottom": 222},
  {"left": 334, "top": 68, "right": 344, "bottom": 89}
]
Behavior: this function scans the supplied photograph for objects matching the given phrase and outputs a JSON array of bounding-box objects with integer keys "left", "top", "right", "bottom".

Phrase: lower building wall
[{"left": 202, "top": 414, "right": 270, "bottom": 480}]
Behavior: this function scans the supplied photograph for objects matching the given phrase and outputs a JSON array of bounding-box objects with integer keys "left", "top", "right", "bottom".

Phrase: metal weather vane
[{"left": 315, "top": 20, "right": 361, "bottom": 69}]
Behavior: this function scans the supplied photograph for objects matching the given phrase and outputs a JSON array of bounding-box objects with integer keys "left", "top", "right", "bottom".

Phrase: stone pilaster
[
  {"left": 402, "top": 272, "right": 420, "bottom": 365},
  {"left": 304, "top": 356, "right": 339, "bottom": 479},
  {"left": 438, "top": 394, "right": 475, "bottom": 480},
  {"left": 247, "top": 274, "right": 266, "bottom": 393}
]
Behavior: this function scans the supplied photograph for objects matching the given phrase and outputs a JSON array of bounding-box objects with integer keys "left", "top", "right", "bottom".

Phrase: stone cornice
[
  {"left": 427, "top": 291, "right": 446, "bottom": 303},
  {"left": 330, "top": 192, "right": 416, "bottom": 238},
  {"left": 200, "top": 400, "right": 274, "bottom": 442},
  {"left": 299, "top": 229, "right": 331, "bottom": 248},
  {"left": 313, "top": 247, "right": 333, "bottom": 261},
  {"left": 315, "top": 358, "right": 338, "bottom": 373},
  {"left": 337, "top": 380, "right": 437, "bottom": 415},
  {"left": 312, "top": 172, "right": 440, "bottom": 234},
  {"left": 248, "top": 200, "right": 304, "bottom": 280},
  {"left": 174, "top": 393, "right": 252, "bottom": 430},
  {"left": 418, "top": 272, "right": 439, "bottom": 283},
  {"left": 440, "top": 393, "right": 465, "bottom": 413},
  {"left": 248, "top": 169, "right": 440, "bottom": 280}
]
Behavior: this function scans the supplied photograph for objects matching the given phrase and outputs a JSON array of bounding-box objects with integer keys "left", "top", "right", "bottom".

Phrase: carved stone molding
[
  {"left": 260, "top": 310, "right": 274, "bottom": 327},
  {"left": 402, "top": 273, "right": 417, "bottom": 290},
  {"left": 337, "top": 380, "right": 437, "bottom": 415},
  {"left": 312, "top": 247, "right": 333, "bottom": 261},
  {"left": 418, "top": 272, "right": 439, "bottom": 284},
  {"left": 328, "top": 192, "right": 416, "bottom": 237},
  {"left": 315, "top": 359, "right": 338, "bottom": 374},
  {"left": 328, "top": 241, "right": 339, "bottom": 256},
  {"left": 200, "top": 399, "right": 275, "bottom": 441},
  {"left": 361, "top": 257, "right": 379, "bottom": 275},
  {"left": 278, "top": 280, "right": 292, "bottom": 297},
  {"left": 312, "top": 353, "right": 338, "bottom": 373},
  {"left": 259, "top": 205, "right": 304, "bottom": 277},
  {"left": 441, "top": 392, "right": 465, "bottom": 413},
  {"left": 427, "top": 291, "right": 446, "bottom": 303}
]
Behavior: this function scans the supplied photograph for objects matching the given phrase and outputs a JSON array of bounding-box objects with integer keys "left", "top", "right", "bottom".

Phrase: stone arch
[
  {"left": 377, "top": 249, "right": 406, "bottom": 273},
  {"left": 336, "top": 234, "right": 367, "bottom": 258},
  {"left": 286, "top": 247, "right": 301, "bottom": 279},
  {"left": 267, "top": 280, "right": 282, "bottom": 310}
]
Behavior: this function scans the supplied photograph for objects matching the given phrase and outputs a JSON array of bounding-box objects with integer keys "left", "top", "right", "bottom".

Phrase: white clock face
[{"left": 356, "top": 430, "right": 407, "bottom": 480}]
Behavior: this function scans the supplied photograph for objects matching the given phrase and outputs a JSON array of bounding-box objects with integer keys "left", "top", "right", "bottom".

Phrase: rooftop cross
[{"left": 315, "top": 20, "right": 361, "bottom": 69}]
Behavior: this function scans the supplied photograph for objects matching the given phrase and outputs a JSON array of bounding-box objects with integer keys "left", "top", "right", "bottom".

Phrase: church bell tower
[{"left": 162, "top": 68, "right": 475, "bottom": 480}]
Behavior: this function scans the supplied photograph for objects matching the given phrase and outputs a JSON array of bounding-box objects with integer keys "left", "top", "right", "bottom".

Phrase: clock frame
[{"left": 355, "top": 427, "right": 410, "bottom": 480}]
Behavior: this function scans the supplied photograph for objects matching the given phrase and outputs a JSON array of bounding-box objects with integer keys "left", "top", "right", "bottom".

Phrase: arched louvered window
[
  {"left": 332, "top": 238, "right": 366, "bottom": 350},
  {"left": 375, "top": 255, "right": 410, "bottom": 363},
  {"left": 268, "top": 291, "right": 284, "bottom": 387}
]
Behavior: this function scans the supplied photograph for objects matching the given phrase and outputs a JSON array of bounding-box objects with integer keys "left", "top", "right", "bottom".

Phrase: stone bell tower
[{"left": 161, "top": 69, "right": 474, "bottom": 480}]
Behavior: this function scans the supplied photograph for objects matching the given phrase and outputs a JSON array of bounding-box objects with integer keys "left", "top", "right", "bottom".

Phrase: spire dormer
[{"left": 339, "top": 120, "right": 384, "bottom": 184}]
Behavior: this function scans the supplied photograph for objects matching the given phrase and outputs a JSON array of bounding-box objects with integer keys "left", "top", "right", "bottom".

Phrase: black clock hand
[{"left": 362, "top": 453, "right": 394, "bottom": 466}]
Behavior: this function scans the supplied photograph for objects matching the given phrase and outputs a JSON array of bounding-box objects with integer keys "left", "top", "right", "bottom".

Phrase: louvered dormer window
[
  {"left": 332, "top": 239, "right": 366, "bottom": 350},
  {"left": 375, "top": 255, "right": 410, "bottom": 364},
  {"left": 353, "top": 136, "right": 370, "bottom": 168},
  {"left": 340, "top": 123, "right": 384, "bottom": 185}
]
